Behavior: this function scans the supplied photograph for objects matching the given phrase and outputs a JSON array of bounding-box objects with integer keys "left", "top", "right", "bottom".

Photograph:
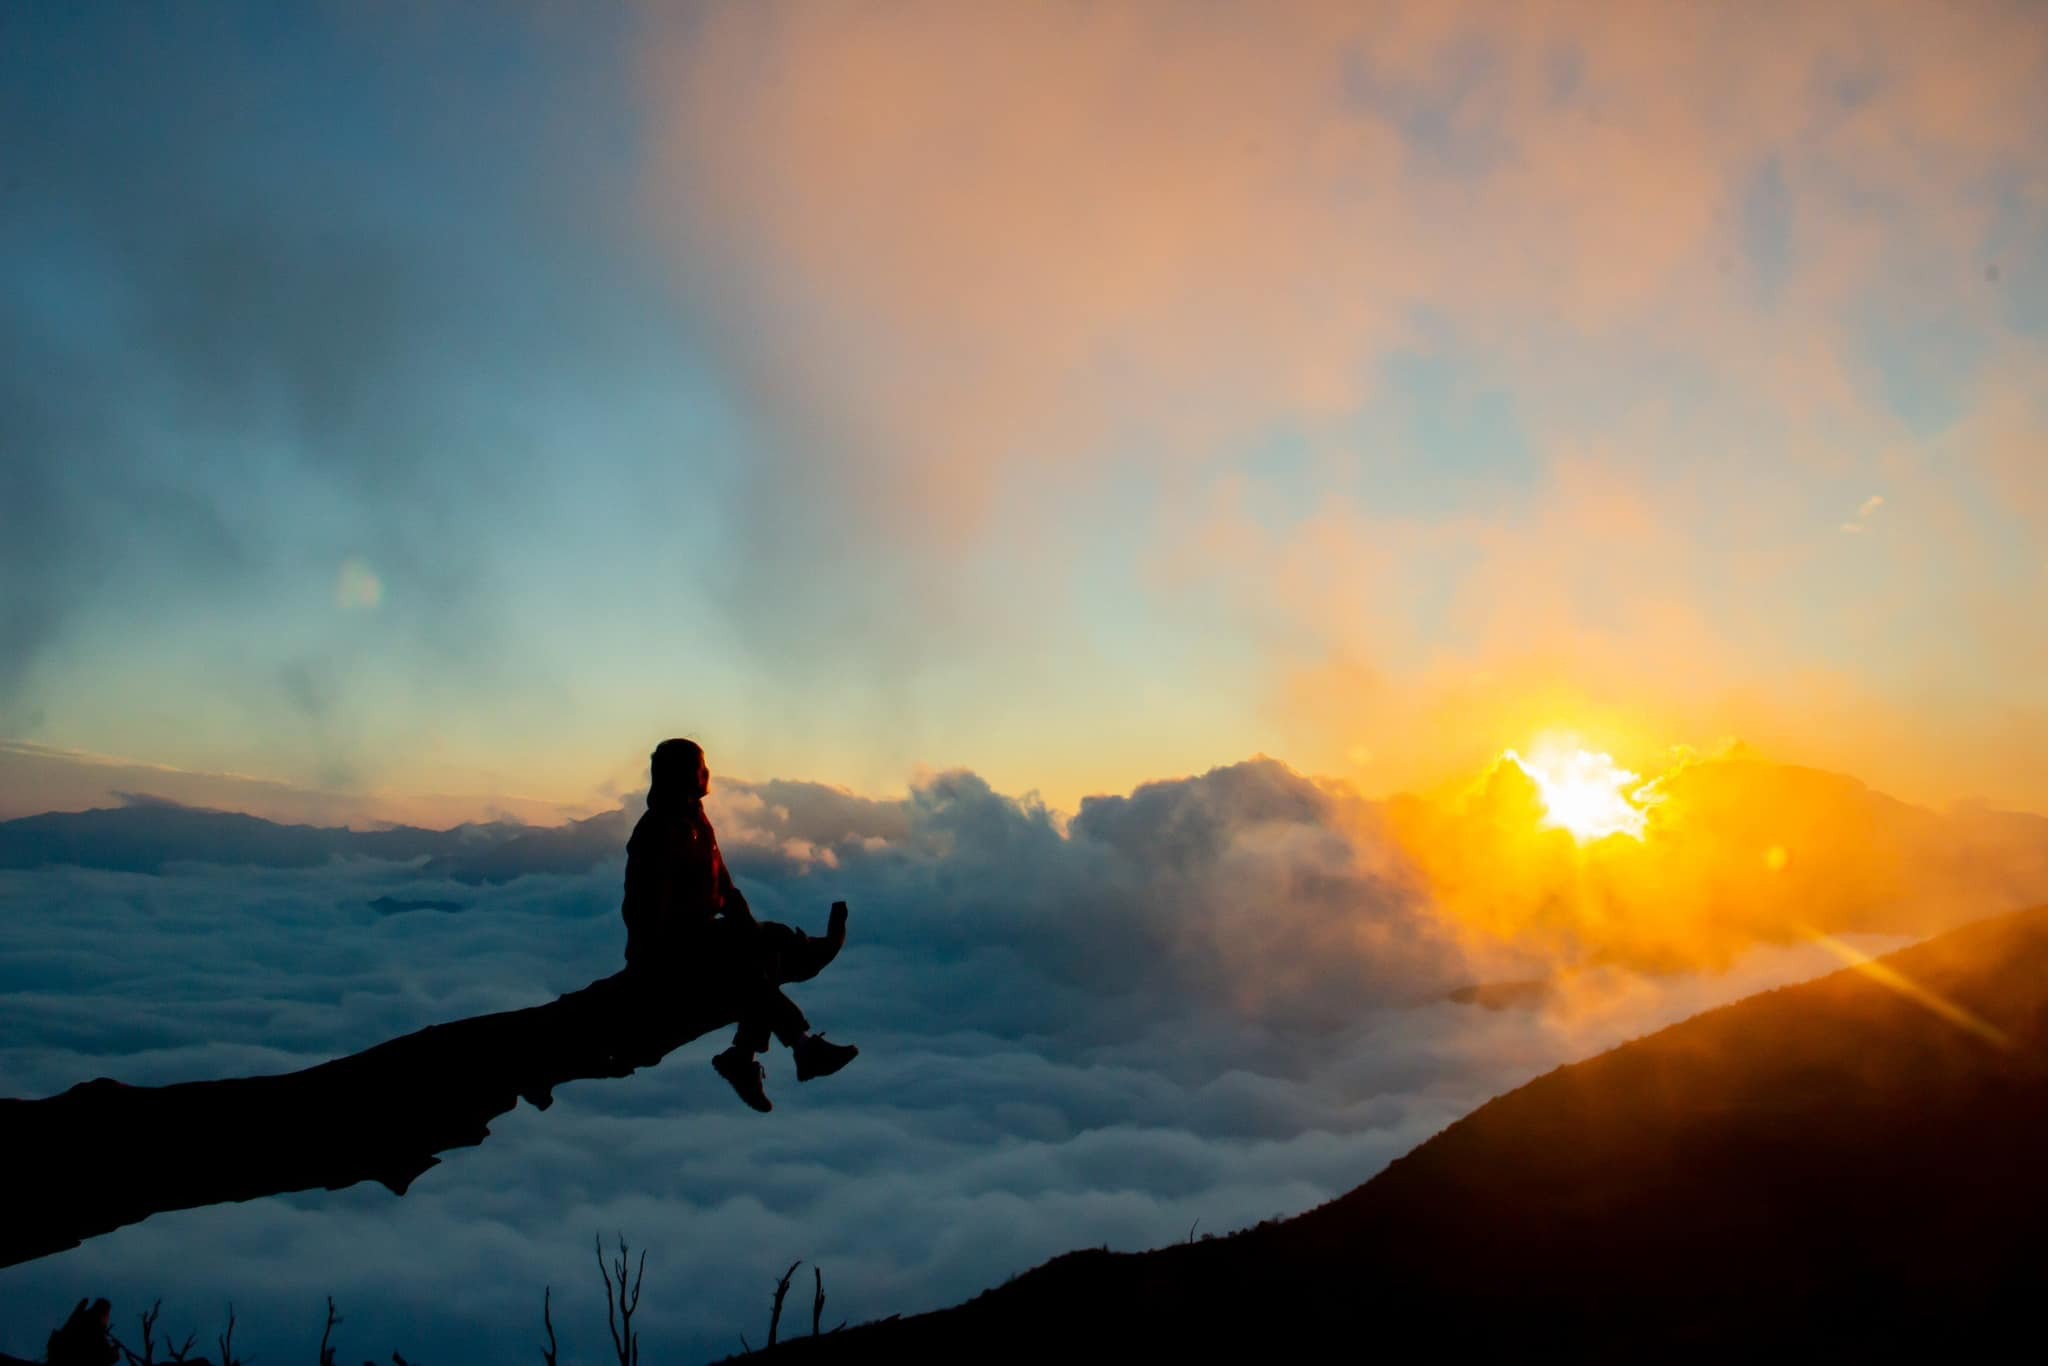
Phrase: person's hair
[{"left": 650, "top": 737, "right": 704, "bottom": 789}]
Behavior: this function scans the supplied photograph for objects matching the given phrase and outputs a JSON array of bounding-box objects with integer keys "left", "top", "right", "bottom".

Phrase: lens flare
[
  {"left": 1505, "top": 744, "right": 1648, "bottom": 842},
  {"left": 336, "top": 558, "right": 384, "bottom": 611},
  {"left": 1798, "top": 925, "right": 2011, "bottom": 1050}
]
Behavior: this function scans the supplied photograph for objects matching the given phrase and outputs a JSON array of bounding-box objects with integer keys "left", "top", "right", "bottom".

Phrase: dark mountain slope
[{"left": 771, "top": 905, "right": 2048, "bottom": 1360}]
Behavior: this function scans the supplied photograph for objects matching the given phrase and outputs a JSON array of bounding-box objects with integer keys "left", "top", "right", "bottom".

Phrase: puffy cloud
[
  {"left": 8, "top": 741, "right": 2039, "bottom": 1359},
  {"left": 0, "top": 781, "right": 1883, "bottom": 1364},
  {"left": 4, "top": 749, "right": 2048, "bottom": 1359},
  {"left": 7, "top": 753, "right": 2048, "bottom": 1359}
]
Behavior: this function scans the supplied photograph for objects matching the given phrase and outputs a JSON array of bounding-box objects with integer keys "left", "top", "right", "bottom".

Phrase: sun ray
[{"left": 1798, "top": 925, "right": 2011, "bottom": 1050}]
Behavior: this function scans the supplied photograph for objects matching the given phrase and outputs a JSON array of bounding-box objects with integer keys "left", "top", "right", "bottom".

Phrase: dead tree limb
[
  {"left": 540, "top": 1285, "right": 558, "bottom": 1366},
  {"left": 812, "top": 1266, "right": 825, "bottom": 1337},
  {"left": 2, "top": 969, "right": 755, "bottom": 1268},
  {"left": 599, "top": 1232, "right": 645, "bottom": 1366},
  {"left": 115, "top": 1297, "right": 165, "bottom": 1365},
  {"left": 214, "top": 1303, "right": 237, "bottom": 1366},
  {"left": 768, "top": 1260, "right": 801, "bottom": 1348}
]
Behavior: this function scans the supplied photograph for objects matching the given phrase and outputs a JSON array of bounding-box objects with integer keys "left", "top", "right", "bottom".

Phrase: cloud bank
[{"left": 4, "top": 752, "right": 2044, "bottom": 1361}]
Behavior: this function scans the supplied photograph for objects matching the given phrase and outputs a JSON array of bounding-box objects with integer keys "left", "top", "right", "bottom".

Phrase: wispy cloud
[{"left": 639, "top": 0, "right": 2048, "bottom": 809}]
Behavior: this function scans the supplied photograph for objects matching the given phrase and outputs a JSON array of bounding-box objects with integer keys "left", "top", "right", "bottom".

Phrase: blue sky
[{"left": 2, "top": 1, "right": 2045, "bottom": 824}]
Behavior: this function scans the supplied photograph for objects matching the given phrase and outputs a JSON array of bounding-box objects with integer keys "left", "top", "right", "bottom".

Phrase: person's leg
[
  {"left": 731, "top": 1014, "right": 771, "bottom": 1055},
  {"left": 757, "top": 903, "right": 848, "bottom": 986},
  {"left": 710, "top": 916, "right": 857, "bottom": 1105},
  {"left": 749, "top": 917, "right": 857, "bottom": 1077},
  {"left": 723, "top": 920, "right": 810, "bottom": 1051},
  {"left": 733, "top": 985, "right": 808, "bottom": 1052},
  {"left": 706, "top": 919, "right": 779, "bottom": 1111},
  {"left": 733, "top": 962, "right": 855, "bottom": 1081}
]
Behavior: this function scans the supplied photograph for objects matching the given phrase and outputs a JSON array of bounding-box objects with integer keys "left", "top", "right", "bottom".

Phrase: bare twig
[
  {"left": 321, "top": 1296, "right": 343, "bottom": 1366},
  {"left": 738, "top": 1333, "right": 752, "bottom": 1355},
  {"left": 214, "top": 1303, "right": 236, "bottom": 1366},
  {"left": 114, "top": 1297, "right": 164, "bottom": 1365},
  {"left": 1187, "top": 1218, "right": 1200, "bottom": 1243},
  {"left": 540, "top": 1285, "right": 558, "bottom": 1366},
  {"left": 768, "top": 1260, "right": 801, "bottom": 1348},
  {"left": 597, "top": 1232, "right": 645, "bottom": 1366},
  {"left": 811, "top": 1266, "right": 825, "bottom": 1337}
]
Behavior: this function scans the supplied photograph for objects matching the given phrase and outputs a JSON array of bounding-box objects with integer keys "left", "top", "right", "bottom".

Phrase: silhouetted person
[
  {"left": 45, "top": 1297, "right": 117, "bottom": 1366},
  {"left": 622, "top": 737, "right": 857, "bottom": 1111}
]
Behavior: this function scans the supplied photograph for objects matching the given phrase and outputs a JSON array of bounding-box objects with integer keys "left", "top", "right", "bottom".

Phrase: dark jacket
[{"left": 622, "top": 795, "right": 753, "bottom": 968}]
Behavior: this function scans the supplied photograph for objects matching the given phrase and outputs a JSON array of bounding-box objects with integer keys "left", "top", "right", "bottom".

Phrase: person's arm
[
  {"left": 714, "top": 850, "right": 758, "bottom": 928},
  {"left": 621, "top": 818, "right": 676, "bottom": 958}
]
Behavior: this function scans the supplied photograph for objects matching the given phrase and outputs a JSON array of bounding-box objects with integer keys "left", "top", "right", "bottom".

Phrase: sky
[
  {"left": 2, "top": 0, "right": 2045, "bottom": 825},
  {"left": 4, "top": 2, "right": 2048, "bottom": 1361}
]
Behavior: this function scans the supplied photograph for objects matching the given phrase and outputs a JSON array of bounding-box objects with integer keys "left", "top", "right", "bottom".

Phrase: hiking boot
[
  {"left": 712, "top": 1046, "right": 772, "bottom": 1112},
  {"left": 792, "top": 1032, "right": 859, "bottom": 1082}
]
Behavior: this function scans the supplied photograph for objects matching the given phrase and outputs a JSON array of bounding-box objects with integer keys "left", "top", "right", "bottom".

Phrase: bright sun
[{"left": 1505, "top": 744, "right": 1648, "bottom": 842}]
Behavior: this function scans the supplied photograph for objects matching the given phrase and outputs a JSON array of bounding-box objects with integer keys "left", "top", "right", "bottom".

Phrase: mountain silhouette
[
  {"left": 0, "top": 795, "right": 629, "bottom": 882},
  {"left": 761, "top": 904, "right": 2048, "bottom": 1359}
]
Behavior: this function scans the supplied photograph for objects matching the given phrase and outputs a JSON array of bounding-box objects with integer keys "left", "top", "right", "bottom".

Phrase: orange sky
[{"left": 4, "top": 0, "right": 2044, "bottom": 824}]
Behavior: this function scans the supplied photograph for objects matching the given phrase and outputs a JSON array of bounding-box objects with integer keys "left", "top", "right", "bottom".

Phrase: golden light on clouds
[
  {"left": 1377, "top": 736, "right": 2048, "bottom": 975},
  {"left": 1504, "top": 742, "right": 1650, "bottom": 842}
]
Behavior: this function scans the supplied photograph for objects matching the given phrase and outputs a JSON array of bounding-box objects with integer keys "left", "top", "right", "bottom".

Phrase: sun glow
[{"left": 1505, "top": 743, "right": 1649, "bottom": 842}]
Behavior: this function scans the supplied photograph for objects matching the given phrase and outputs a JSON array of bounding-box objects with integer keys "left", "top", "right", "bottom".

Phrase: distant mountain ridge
[
  {"left": 0, "top": 798, "right": 631, "bottom": 882},
  {"left": 768, "top": 903, "right": 2048, "bottom": 1359},
  {"left": 7, "top": 758, "right": 2044, "bottom": 898}
]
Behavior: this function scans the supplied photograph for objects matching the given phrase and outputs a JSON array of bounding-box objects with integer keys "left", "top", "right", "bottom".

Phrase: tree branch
[
  {"left": 768, "top": 1261, "right": 801, "bottom": 1349},
  {"left": 599, "top": 1232, "right": 645, "bottom": 1366},
  {"left": 2, "top": 969, "right": 755, "bottom": 1268}
]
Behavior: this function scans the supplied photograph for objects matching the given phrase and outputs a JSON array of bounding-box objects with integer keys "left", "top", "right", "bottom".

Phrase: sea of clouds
[{"left": 0, "top": 761, "right": 1940, "bottom": 1363}]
